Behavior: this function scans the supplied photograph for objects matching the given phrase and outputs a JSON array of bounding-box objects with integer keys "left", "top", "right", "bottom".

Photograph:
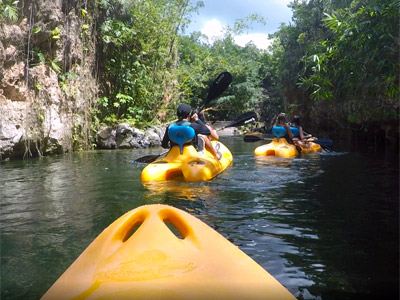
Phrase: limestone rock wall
[{"left": 0, "top": 0, "right": 97, "bottom": 160}]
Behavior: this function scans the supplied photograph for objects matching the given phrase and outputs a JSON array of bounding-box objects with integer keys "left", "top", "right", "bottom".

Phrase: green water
[{"left": 1, "top": 137, "right": 398, "bottom": 299}]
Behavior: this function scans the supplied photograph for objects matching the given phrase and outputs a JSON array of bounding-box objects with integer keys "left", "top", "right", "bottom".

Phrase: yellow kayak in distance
[
  {"left": 141, "top": 141, "right": 233, "bottom": 182},
  {"left": 254, "top": 138, "right": 298, "bottom": 158},
  {"left": 254, "top": 138, "right": 322, "bottom": 158},
  {"left": 42, "top": 204, "right": 296, "bottom": 300},
  {"left": 298, "top": 141, "right": 322, "bottom": 154}
]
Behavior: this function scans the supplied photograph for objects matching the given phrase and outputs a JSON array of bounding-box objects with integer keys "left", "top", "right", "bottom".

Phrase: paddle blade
[
  {"left": 201, "top": 72, "right": 232, "bottom": 110},
  {"left": 135, "top": 154, "right": 162, "bottom": 163},
  {"left": 243, "top": 133, "right": 265, "bottom": 142},
  {"left": 221, "top": 111, "right": 258, "bottom": 129}
]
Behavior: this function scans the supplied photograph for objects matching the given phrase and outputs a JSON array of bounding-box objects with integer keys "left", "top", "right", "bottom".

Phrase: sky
[{"left": 186, "top": 0, "right": 293, "bottom": 50}]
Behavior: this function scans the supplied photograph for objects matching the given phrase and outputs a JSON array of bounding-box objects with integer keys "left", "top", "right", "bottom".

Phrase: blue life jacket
[
  {"left": 272, "top": 126, "right": 299, "bottom": 138},
  {"left": 272, "top": 126, "right": 286, "bottom": 138},
  {"left": 168, "top": 121, "right": 195, "bottom": 154},
  {"left": 290, "top": 126, "right": 300, "bottom": 137}
]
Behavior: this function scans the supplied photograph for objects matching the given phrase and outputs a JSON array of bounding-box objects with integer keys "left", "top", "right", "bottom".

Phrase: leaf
[
  {"left": 81, "top": 8, "right": 87, "bottom": 18},
  {"left": 51, "top": 27, "right": 61, "bottom": 40},
  {"left": 50, "top": 60, "right": 61, "bottom": 73},
  {"left": 32, "top": 25, "right": 41, "bottom": 34}
]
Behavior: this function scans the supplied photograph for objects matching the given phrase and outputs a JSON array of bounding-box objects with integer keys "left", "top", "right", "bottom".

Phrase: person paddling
[
  {"left": 190, "top": 110, "right": 221, "bottom": 159},
  {"left": 290, "top": 115, "right": 316, "bottom": 148},
  {"left": 161, "top": 104, "right": 221, "bottom": 160},
  {"left": 196, "top": 111, "right": 219, "bottom": 140},
  {"left": 275, "top": 113, "right": 294, "bottom": 143}
]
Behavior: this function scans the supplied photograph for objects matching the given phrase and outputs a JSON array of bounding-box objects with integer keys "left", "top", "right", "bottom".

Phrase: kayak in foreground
[
  {"left": 141, "top": 141, "right": 233, "bottom": 182},
  {"left": 254, "top": 138, "right": 298, "bottom": 158},
  {"left": 42, "top": 204, "right": 295, "bottom": 300}
]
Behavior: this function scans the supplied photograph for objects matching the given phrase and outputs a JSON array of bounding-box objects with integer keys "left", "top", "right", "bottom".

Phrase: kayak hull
[
  {"left": 299, "top": 142, "right": 322, "bottom": 154},
  {"left": 141, "top": 141, "right": 232, "bottom": 182},
  {"left": 254, "top": 138, "right": 298, "bottom": 158},
  {"left": 42, "top": 204, "right": 296, "bottom": 300}
]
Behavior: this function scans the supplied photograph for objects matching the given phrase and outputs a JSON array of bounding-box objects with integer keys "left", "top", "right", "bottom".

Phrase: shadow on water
[{"left": 1, "top": 137, "right": 398, "bottom": 300}]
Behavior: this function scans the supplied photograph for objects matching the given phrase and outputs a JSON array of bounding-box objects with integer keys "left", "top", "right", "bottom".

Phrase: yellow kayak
[
  {"left": 42, "top": 204, "right": 295, "bottom": 300},
  {"left": 141, "top": 141, "right": 233, "bottom": 182},
  {"left": 143, "top": 182, "right": 214, "bottom": 201},
  {"left": 254, "top": 138, "right": 298, "bottom": 158},
  {"left": 298, "top": 142, "right": 322, "bottom": 154}
]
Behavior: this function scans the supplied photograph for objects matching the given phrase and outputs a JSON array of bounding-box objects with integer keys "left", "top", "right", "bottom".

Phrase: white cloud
[
  {"left": 200, "top": 18, "right": 227, "bottom": 42},
  {"left": 200, "top": 19, "right": 273, "bottom": 50},
  {"left": 233, "top": 33, "right": 272, "bottom": 50}
]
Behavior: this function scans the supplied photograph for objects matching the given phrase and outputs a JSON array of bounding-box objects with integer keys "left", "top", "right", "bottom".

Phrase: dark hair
[
  {"left": 292, "top": 115, "right": 301, "bottom": 126},
  {"left": 277, "top": 113, "right": 286, "bottom": 123}
]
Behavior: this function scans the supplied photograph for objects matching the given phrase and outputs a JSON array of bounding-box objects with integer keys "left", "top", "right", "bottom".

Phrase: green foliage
[
  {"left": 270, "top": 0, "right": 399, "bottom": 126},
  {"left": 96, "top": 1, "right": 268, "bottom": 125},
  {"left": 0, "top": 0, "right": 19, "bottom": 22},
  {"left": 31, "top": 48, "right": 64, "bottom": 78},
  {"left": 177, "top": 29, "right": 267, "bottom": 120},
  {"left": 93, "top": 0, "right": 397, "bottom": 132},
  {"left": 59, "top": 72, "right": 77, "bottom": 93},
  {"left": 51, "top": 27, "right": 61, "bottom": 40},
  {"left": 81, "top": 24, "right": 89, "bottom": 32},
  {"left": 97, "top": 0, "right": 194, "bottom": 125},
  {"left": 34, "top": 49, "right": 46, "bottom": 65},
  {"left": 32, "top": 25, "right": 41, "bottom": 34},
  {"left": 34, "top": 82, "right": 43, "bottom": 92},
  {"left": 80, "top": 8, "right": 88, "bottom": 18},
  {"left": 50, "top": 59, "right": 61, "bottom": 73}
]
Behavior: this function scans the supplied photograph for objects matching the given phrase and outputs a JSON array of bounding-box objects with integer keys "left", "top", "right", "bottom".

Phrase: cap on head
[{"left": 177, "top": 103, "right": 192, "bottom": 119}]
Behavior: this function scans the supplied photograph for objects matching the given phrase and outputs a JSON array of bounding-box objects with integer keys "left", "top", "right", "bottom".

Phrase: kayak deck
[
  {"left": 254, "top": 138, "right": 298, "bottom": 158},
  {"left": 254, "top": 138, "right": 322, "bottom": 157},
  {"left": 141, "top": 141, "right": 233, "bottom": 182},
  {"left": 42, "top": 204, "right": 295, "bottom": 300}
]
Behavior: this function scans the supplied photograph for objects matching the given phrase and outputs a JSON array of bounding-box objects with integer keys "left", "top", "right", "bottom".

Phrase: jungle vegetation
[
  {"left": 3, "top": 0, "right": 399, "bottom": 140},
  {"left": 95, "top": 0, "right": 399, "bottom": 135}
]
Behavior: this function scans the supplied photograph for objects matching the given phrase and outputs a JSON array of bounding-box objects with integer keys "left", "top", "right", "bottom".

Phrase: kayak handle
[{"left": 114, "top": 205, "right": 198, "bottom": 245}]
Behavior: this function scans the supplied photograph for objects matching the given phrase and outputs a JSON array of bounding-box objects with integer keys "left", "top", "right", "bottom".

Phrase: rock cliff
[{"left": 0, "top": 0, "right": 97, "bottom": 160}]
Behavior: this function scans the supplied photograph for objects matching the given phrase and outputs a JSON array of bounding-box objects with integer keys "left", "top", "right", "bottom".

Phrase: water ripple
[{"left": 0, "top": 140, "right": 398, "bottom": 300}]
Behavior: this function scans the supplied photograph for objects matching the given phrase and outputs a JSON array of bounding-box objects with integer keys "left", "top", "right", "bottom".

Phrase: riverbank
[{"left": 0, "top": 121, "right": 244, "bottom": 161}]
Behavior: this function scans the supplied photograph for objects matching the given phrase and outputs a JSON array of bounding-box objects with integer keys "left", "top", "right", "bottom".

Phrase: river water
[{"left": 1, "top": 137, "right": 398, "bottom": 299}]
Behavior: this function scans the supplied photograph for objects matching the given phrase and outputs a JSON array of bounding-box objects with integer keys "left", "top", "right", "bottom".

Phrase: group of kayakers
[
  {"left": 162, "top": 103, "right": 318, "bottom": 157},
  {"left": 274, "top": 112, "right": 317, "bottom": 149}
]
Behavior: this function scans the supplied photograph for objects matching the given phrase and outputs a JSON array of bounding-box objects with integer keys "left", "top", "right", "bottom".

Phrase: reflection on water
[
  {"left": 143, "top": 181, "right": 217, "bottom": 202},
  {"left": 1, "top": 138, "right": 398, "bottom": 300},
  {"left": 255, "top": 155, "right": 294, "bottom": 167}
]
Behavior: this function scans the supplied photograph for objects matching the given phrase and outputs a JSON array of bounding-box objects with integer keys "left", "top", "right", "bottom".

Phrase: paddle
[
  {"left": 135, "top": 150, "right": 170, "bottom": 163},
  {"left": 243, "top": 132, "right": 269, "bottom": 142},
  {"left": 218, "top": 111, "right": 257, "bottom": 130},
  {"left": 135, "top": 72, "right": 233, "bottom": 164},
  {"left": 198, "top": 71, "right": 233, "bottom": 112},
  {"left": 243, "top": 132, "right": 333, "bottom": 150}
]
